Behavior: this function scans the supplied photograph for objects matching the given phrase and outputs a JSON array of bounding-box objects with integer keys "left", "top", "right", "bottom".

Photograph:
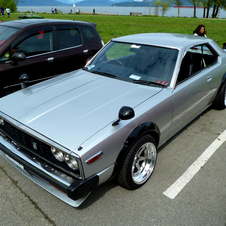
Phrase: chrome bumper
[{"left": 0, "top": 136, "right": 99, "bottom": 207}]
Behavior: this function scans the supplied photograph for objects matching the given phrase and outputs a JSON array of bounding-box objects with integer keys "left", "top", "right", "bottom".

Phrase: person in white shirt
[{"left": 193, "top": 24, "right": 207, "bottom": 37}]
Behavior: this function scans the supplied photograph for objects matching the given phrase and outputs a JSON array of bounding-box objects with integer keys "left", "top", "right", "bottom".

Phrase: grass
[{"left": 2, "top": 12, "right": 226, "bottom": 47}]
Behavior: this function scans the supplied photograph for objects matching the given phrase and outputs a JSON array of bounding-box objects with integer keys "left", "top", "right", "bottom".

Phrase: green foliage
[
  {"left": 173, "top": 0, "right": 183, "bottom": 16},
  {"left": 154, "top": 0, "right": 171, "bottom": 16},
  {"left": 0, "top": 0, "right": 17, "bottom": 12}
]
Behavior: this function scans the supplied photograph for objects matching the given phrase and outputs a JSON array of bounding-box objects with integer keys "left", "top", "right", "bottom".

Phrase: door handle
[
  {"left": 46, "top": 57, "right": 54, "bottom": 62},
  {"left": 207, "top": 76, "right": 212, "bottom": 83},
  {"left": 83, "top": 49, "right": 88, "bottom": 53}
]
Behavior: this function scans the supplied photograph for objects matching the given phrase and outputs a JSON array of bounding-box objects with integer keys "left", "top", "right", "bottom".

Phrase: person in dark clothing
[
  {"left": 0, "top": 5, "right": 4, "bottom": 17},
  {"left": 193, "top": 24, "right": 207, "bottom": 37}
]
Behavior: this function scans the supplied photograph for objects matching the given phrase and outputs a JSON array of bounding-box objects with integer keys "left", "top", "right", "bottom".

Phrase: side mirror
[
  {"left": 118, "top": 106, "right": 135, "bottom": 120},
  {"left": 112, "top": 106, "right": 135, "bottom": 126},
  {"left": 11, "top": 52, "right": 26, "bottom": 66},
  {"left": 19, "top": 74, "right": 29, "bottom": 89}
]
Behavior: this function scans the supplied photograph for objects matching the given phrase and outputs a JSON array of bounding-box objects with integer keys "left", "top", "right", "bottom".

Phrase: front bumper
[{"left": 0, "top": 136, "right": 99, "bottom": 207}]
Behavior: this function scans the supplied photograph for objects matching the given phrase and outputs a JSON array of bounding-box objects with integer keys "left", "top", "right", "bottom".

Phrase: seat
[{"left": 177, "top": 52, "right": 194, "bottom": 83}]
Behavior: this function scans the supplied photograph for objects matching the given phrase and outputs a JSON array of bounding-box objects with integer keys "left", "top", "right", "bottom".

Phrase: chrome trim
[
  {"left": 0, "top": 135, "right": 75, "bottom": 186},
  {"left": 0, "top": 145, "right": 89, "bottom": 207}
]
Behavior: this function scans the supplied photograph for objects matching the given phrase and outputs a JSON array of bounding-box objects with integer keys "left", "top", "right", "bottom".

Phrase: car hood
[{"left": 0, "top": 69, "right": 162, "bottom": 152}]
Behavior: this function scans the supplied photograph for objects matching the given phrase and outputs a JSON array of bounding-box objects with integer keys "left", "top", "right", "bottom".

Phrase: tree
[
  {"left": 0, "top": 0, "right": 18, "bottom": 12},
  {"left": 187, "top": 0, "right": 202, "bottom": 17},
  {"left": 201, "top": 0, "right": 213, "bottom": 18},
  {"left": 160, "top": 0, "right": 171, "bottom": 16},
  {"left": 173, "top": 0, "right": 183, "bottom": 17},
  {"left": 211, "top": 0, "right": 226, "bottom": 17},
  {"left": 154, "top": 0, "right": 161, "bottom": 16}
]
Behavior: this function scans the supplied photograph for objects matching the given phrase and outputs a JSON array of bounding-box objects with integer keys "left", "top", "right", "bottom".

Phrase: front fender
[{"left": 111, "top": 122, "right": 160, "bottom": 179}]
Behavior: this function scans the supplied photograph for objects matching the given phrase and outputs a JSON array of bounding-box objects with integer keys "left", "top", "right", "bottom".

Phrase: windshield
[
  {"left": 85, "top": 41, "right": 178, "bottom": 87},
  {"left": 0, "top": 25, "right": 19, "bottom": 46}
]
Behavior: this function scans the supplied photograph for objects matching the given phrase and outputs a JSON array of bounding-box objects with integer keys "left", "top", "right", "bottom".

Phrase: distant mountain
[
  {"left": 18, "top": 0, "right": 71, "bottom": 6},
  {"left": 18, "top": 0, "right": 140, "bottom": 7},
  {"left": 75, "top": 0, "right": 115, "bottom": 6},
  {"left": 112, "top": 0, "right": 153, "bottom": 7}
]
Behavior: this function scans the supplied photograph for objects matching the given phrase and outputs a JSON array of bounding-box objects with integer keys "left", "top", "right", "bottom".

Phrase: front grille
[
  {"left": 0, "top": 117, "right": 81, "bottom": 179},
  {"left": 0, "top": 120, "right": 52, "bottom": 158}
]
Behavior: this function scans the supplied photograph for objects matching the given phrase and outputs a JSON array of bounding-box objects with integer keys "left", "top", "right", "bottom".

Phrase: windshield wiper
[
  {"left": 89, "top": 70, "right": 117, "bottom": 78},
  {"left": 132, "top": 79, "right": 166, "bottom": 87}
]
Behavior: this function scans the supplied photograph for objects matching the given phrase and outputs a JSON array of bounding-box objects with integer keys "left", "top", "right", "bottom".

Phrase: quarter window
[{"left": 81, "top": 26, "right": 94, "bottom": 43}]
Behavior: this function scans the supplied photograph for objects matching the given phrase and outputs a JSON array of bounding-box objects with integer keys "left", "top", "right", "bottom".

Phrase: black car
[{"left": 0, "top": 19, "right": 103, "bottom": 97}]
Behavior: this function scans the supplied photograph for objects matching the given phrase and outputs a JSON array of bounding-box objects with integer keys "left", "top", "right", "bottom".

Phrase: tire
[
  {"left": 213, "top": 81, "right": 226, "bottom": 110},
  {"left": 118, "top": 134, "right": 157, "bottom": 190}
]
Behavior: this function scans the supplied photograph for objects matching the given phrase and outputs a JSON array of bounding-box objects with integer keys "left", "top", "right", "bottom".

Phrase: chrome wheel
[
  {"left": 118, "top": 135, "right": 157, "bottom": 190},
  {"left": 132, "top": 142, "right": 157, "bottom": 185}
]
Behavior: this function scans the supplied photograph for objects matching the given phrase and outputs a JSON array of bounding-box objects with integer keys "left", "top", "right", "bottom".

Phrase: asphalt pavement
[{"left": 0, "top": 107, "right": 226, "bottom": 226}]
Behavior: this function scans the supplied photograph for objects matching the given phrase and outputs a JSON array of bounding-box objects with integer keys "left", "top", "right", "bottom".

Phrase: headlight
[
  {"left": 0, "top": 117, "right": 4, "bottom": 126},
  {"left": 65, "top": 154, "right": 78, "bottom": 170},
  {"left": 51, "top": 147, "right": 65, "bottom": 162}
]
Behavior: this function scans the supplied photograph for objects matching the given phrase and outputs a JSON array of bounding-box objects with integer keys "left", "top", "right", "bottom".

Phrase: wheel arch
[
  {"left": 212, "top": 72, "right": 226, "bottom": 109},
  {"left": 214, "top": 72, "right": 226, "bottom": 98},
  {"left": 111, "top": 121, "right": 160, "bottom": 180}
]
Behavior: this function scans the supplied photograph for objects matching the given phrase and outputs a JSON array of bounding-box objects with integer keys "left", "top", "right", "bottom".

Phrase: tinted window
[
  {"left": 56, "top": 28, "right": 82, "bottom": 49},
  {"left": 0, "top": 26, "right": 19, "bottom": 46},
  {"left": 13, "top": 29, "right": 53, "bottom": 57},
  {"left": 81, "top": 26, "right": 94, "bottom": 43}
]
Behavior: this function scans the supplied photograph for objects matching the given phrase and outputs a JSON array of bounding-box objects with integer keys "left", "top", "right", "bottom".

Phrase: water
[{"left": 17, "top": 6, "right": 226, "bottom": 18}]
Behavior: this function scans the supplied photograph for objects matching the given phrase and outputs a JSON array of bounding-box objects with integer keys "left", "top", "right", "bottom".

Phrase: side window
[
  {"left": 13, "top": 29, "right": 53, "bottom": 57},
  {"left": 177, "top": 44, "right": 218, "bottom": 84},
  {"left": 81, "top": 26, "right": 94, "bottom": 43},
  {"left": 56, "top": 28, "right": 82, "bottom": 49},
  {"left": 0, "top": 48, "right": 10, "bottom": 62}
]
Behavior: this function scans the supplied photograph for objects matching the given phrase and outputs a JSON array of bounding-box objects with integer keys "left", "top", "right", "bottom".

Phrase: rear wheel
[
  {"left": 118, "top": 135, "right": 157, "bottom": 190},
  {"left": 213, "top": 81, "right": 226, "bottom": 110}
]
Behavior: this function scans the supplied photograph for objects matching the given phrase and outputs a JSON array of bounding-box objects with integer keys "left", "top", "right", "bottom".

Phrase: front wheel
[
  {"left": 213, "top": 81, "right": 226, "bottom": 110},
  {"left": 118, "top": 135, "right": 157, "bottom": 190}
]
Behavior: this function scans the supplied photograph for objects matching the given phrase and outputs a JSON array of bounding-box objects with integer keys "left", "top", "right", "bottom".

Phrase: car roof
[
  {"left": 0, "top": 19, "right": 95, "bottom": 29},
  {"left": 113, "top": 33, "right": 211, "bottom": 49}
]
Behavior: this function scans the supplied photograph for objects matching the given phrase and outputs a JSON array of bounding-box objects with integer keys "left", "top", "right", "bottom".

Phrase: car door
[
  {"left": 54, "top": 24, "right": 91, "bottom": 74},
  {"left": 170, "top": 44, "right": 219, "bottom": 135},
  {"left": 4, "top": 26, "right": 59, "bottom": 92}
]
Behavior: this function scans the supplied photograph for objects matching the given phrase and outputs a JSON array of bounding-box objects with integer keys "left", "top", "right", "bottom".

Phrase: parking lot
[{"left": 0, "top": 107, "right": 225, "bottom": 226}]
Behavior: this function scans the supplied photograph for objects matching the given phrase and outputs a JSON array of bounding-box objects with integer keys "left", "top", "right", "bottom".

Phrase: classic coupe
[{"left": 0, "top": 33, "right": 226, "bottom": 207}]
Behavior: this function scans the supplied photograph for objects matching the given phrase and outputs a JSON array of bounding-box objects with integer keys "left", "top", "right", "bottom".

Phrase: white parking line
[{"left": 163, "top": 130, "right": 226, "bottom": 199}]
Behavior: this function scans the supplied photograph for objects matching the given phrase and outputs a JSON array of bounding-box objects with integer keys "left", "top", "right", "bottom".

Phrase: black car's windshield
[
  {"left": 0, "top": 25, "right": 19, "bottom": 46},
  {"left": 85, "top": 41, "right": 178, "bottom": 87}
]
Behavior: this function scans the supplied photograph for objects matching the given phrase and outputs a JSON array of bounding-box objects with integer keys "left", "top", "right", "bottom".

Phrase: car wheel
[
  {"left": 213, "top": 81, "right": 226, "bottom": 110},
  {"left": 118, "top": 135, "right": 157, "bottom": 190}
]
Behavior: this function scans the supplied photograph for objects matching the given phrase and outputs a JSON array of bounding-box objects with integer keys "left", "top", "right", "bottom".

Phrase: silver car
[{"left": 0, "top": 33, "right": 226, "bottom": 207}]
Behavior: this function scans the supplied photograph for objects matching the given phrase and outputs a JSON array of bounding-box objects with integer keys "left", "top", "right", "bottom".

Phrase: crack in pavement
[{"left": 0, "top": 165, "right": 56, "bottom": 226}]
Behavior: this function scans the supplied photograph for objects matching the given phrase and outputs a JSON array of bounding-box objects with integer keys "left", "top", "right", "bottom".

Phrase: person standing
[
  {"left": 193, "top": 24, "right": 207, "bottom": 37},
  {"left": 5, "top": 6, "right": 10, "bottom": 17},
  {"left": 0, "top": 5, "right": 4, "bottom": 17}
]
